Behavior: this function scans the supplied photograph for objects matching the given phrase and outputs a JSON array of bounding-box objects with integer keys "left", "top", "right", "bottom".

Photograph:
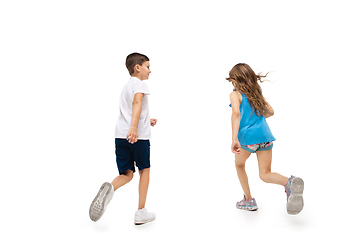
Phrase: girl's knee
[
  {"left": 235, "top": 160, "right": 245, "bottom": 169},
  {"left": 259, "top": 170, "right": 270, "bottom": 182}
]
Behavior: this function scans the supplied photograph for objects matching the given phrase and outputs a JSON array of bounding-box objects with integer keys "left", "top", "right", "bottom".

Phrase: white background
[{"left": 1, "top": 0, "right": 359, "bottom": 239}]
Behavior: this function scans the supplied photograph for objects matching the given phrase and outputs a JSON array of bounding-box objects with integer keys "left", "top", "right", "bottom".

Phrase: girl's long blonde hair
[{"left": 226, "top": 63, "right": 269, "bottom": 116}]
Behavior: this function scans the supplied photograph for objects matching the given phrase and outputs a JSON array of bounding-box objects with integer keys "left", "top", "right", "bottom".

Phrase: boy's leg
[
  {"left": 135, "top": 168, "right": 155, "bottom": 225},
  {"left": 132, "top": 140, "right": 155, "bottom": 225},
  {"left": 138, "top": 168, "right": 150, "bottom": 210},
  {"left": 235, "top": 149, "right": 252, "bottom": 200},
  {"left": 115, "top": 138, "right": 136, "bottom": 191},
  {"left": 111, "top": 170, "right": 134, "bottom": 191},
  {"left": 256, "top": 149, "right": 288, "bottom": 186}
]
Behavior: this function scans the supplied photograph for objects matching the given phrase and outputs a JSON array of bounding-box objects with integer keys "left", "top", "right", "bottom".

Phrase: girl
[{"left": 227, "top": 63, "right": 304, "bottom": 215}]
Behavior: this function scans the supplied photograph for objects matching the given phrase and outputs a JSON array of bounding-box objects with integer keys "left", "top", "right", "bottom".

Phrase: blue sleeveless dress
[{"left": 231, "top": 91, "right": 275, "bottom": 145}]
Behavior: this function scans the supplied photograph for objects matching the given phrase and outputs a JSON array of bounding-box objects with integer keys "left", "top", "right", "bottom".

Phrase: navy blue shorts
[{"left": 115, "top": 138, "right": 150, "bottom": 175}]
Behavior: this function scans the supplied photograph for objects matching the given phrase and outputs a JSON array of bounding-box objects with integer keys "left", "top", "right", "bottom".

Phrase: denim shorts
[
  {"left": 115, "top": 138, "right": 150, "bottom": 175},
  {"left": 241, "top": 142, "right": 274, "bottom": 153}
]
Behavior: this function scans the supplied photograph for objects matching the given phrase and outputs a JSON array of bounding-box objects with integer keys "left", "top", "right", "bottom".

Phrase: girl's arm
[
  {"left": 230, "top": 91, "right": 242, "bottom": 154},
  {"left": 263, "top": 100, "right": 274, "bottom": 118}
]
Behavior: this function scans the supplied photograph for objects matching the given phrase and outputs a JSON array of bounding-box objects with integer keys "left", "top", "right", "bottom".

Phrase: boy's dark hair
[{"left": 126, "top": 53, "right": 150, "bottom": 75}]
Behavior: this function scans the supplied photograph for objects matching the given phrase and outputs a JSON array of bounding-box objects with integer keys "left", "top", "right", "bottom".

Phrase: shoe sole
[
  {"left": 236, "top": 205, "right": 258, "bottom": 211},
  {"left": 89, "top": 182, "right": 112, "bottom": 222},
  {"left": 287, "top": 177, "right": 304, "bottom": 215},
  {"left": 134, "top": 217, "right": 156, "bottom": 225}
]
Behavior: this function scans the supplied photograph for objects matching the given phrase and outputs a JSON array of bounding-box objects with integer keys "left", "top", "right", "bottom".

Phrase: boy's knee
[
  {"left": 124, "top": 170, "right": 134, "bottom": 180},
  {"left": 139, "top": 168, "right": 150, "bottom": 175}
]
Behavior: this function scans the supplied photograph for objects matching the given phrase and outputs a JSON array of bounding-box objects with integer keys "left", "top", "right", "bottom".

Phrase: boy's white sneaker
[
  {"left": 89, "top": 182, "right": 114, "bottom": 222},
  {"left": 134, "top": 208, "right": 156, "bottom": 225}
]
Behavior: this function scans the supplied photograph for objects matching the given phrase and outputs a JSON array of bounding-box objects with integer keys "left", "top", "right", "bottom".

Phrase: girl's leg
[
  {"left": 235, "top": 149, "right": 252, "bottom": 200},
  {"left": 138, "top": 168, "right": 150, "bottom": 210},
  {"left": 256, "top": 149, "right": 288, "bottom": 186},
  {"left": 111, "top": 169, "right": 134, "bottom": 191}
]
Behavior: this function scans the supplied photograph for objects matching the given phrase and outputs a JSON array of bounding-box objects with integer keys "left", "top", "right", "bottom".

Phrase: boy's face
[{"left": 135, "top": 61, "right": 151, "bottom": 80}]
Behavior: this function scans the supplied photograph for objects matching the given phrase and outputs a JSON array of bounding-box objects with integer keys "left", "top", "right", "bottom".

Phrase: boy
[{"left": 89, "top": 53, "right": 157, "bottom": 225}]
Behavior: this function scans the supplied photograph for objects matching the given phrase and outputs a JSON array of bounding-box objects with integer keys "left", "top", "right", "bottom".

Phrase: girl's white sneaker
[
  {"left": 134, "top": 208, "right": 156, "bottom": 225},
  {"left": 285, "top": 176, "right": 304, "bottom": 215}
]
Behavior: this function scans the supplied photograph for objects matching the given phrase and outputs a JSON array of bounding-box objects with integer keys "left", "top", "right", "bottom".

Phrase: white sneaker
[
  {"left": 134, "top": 208, "right": 156, "bottom": 225},
  {"left": 89, "top": 182, "right": 114, "bottom": 222},
  {"left": 285, "top": 176, "right": 304, "bottom": 215}
]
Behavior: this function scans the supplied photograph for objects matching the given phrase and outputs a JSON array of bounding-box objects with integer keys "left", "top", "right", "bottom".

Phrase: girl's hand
[
  {"left": 150, "top": 118, "right": 157, "bottom": 127},
  {"left": 231, "top": 140, "right": 241, "bottom": 154}
]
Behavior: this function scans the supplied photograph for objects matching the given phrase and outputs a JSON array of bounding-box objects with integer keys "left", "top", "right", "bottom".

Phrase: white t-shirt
[{"left": 115, "top": 77, "right": 151, "bottom": 139}]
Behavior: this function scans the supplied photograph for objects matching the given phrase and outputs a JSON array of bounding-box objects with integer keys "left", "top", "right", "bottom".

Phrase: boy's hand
[
  {"left": 231, "top": 140, "right": 241, "bottom": 154},
  {"left": 127, "top": 126, "right": 139, "bottom": 144},
  {"left": 150, "top": 118, "right": 157, "bottom": 127}
]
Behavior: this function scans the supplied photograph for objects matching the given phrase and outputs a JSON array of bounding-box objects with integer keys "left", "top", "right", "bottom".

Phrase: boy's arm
[
  {"left": 230, "top": 92, "right": 242, "bottom": 154},
  {"left": 127, "top": 92, "right": 144, "bottom": 144}
]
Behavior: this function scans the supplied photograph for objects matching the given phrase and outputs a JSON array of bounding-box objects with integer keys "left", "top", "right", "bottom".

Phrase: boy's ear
[{"left": 134, "top": 64, "right": 140, "bottom": 73}]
